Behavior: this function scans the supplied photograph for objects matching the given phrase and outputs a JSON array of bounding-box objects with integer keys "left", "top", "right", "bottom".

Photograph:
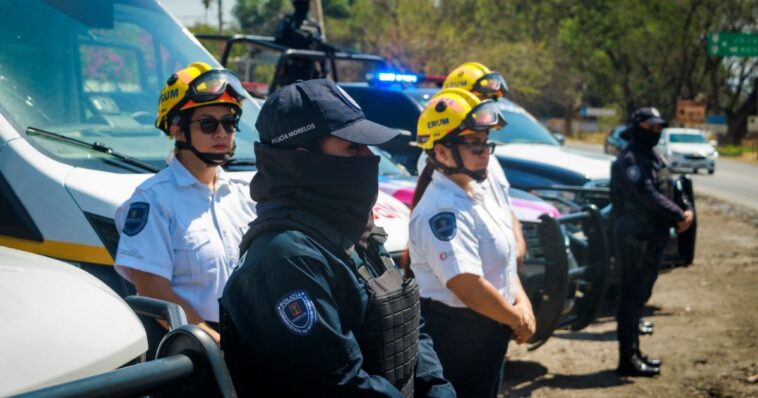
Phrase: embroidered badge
[
  {"left": 122, "top": 202, "right": 149, "bottom": 236},
  {"left": 626, "top": 165, "right": 641, "bottom": 182},
  {"left": 276, "top": 290, "right": 317, "bottom": 336},
  {"left": 429, "top": 212, "right": 457, "bottom": 241}
]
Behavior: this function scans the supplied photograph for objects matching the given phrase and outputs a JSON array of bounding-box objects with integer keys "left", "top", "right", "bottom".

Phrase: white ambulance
[{"left": 0, "top": 0, "right": 409, "bottom": 295}]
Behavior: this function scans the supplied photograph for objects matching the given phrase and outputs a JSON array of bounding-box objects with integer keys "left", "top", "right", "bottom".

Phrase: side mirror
[
  {"left": 395, "top": 129, "right": 412, "bottom": 137},
  {"left": 552, "top": 132, "right": 566, "bottom": 146}
]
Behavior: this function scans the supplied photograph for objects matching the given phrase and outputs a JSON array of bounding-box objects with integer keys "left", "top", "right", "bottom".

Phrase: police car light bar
[{"left": 376, "top": 72, "right": 418, "bottom": 84}]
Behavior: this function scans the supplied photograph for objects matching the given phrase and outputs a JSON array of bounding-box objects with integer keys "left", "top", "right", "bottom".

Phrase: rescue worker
[
  {"left": 114, "top": 62, "right": 257, "bottom": 344},
  {"left": 611, "top": 107, "right": 694, "bottom": 377},
  {"left": 219, "top": 79, "right": 455, "bottom": 397},
  {"left": 410, "top": 88, "right": 536, "bottom": 398},
  {"left": 439, "top": 62, "right": 527, "bottom": 266}
]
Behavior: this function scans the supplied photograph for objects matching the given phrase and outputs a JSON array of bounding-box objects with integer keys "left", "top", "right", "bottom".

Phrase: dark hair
[{"left": 411, "top": 159, "right": 434, "bottom": 209}]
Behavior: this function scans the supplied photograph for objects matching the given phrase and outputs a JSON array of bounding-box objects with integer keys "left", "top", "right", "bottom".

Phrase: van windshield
[{"left": 0, "top": 0, "right": 259, "bottom": 173}]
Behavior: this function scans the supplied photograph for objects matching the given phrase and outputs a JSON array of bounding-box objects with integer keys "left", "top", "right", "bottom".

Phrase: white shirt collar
[{"left": 168, "top": 155, "right": 230, "bottom": 188}]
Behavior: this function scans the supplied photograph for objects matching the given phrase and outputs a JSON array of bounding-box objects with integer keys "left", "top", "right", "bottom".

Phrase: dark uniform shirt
[
  {"left": 220, "top": 208, "right": 454, "bottom": 397},
  {"left": 610, "top": 142, "right": 687, "bottom": 238}
]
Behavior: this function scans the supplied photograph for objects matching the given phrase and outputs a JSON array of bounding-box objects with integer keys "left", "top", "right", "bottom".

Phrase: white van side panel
[{"left": 0, "top": 137, "right": 108, "bottom": 261}]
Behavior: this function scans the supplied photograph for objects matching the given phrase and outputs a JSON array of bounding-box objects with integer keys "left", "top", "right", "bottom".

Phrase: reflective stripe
[{"left": 0, "top": 235, "right": 113, "bottom": 265}]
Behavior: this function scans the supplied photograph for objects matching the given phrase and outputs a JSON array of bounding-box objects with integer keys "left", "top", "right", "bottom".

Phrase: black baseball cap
[
  {"left": 630, "top": 107, "right": 668, "bottom": 127},
  {"left": 255, "top": 79, "right": 399, "bottom": 148}
]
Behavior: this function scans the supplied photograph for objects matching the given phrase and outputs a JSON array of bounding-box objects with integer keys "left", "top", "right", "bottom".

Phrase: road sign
[
  {"left": 707, "top": 32, "right": 758, "bottom": 57},
  {"left": 676, "top": 99, "right": 706, "bottom": 124},
  {"left": 748, "top": 116, "right": 758, "bottom": 134}
]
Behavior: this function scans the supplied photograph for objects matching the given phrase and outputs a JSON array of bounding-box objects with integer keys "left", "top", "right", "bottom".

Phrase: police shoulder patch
[
  {"left": 626, "top": 165, "right": 641, "bottom": 182},
  {"left": 429, "top": 212, "right": 457, "bottom": 241},
  {"left": 275, "top": 290, "right": 317, "bottom": 336},
  {"left": 122, "top": 202, "right": 150, "bottom": 236}
]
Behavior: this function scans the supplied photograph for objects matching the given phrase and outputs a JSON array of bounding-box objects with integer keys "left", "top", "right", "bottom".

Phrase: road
[{"left": 566, "top": 141, "right": 758, "bottom": 212}]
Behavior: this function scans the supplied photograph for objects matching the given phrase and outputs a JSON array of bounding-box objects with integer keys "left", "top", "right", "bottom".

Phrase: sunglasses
[
  {"left": 452, "top": 140, "right": 496, "bottom": 156},
  {"left": 189, "top": 114, "right": 240, "bottom": 134}
]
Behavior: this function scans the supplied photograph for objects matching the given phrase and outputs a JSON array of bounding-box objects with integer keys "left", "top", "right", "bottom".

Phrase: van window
[{"left": 0, "top": 0, "right": 259, "bottom": 173}]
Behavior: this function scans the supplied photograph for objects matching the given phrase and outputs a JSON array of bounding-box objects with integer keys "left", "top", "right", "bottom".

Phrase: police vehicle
[
  {"left": 0, "top": 246, "right": 236, "bottom": 396},
  {"left": 0, "top": 0, "right": 410, "bottom": 296}
]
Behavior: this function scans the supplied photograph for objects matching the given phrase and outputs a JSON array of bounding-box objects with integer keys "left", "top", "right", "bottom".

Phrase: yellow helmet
[
  {"left": 416, "top": 88, "right": 506, "bottom": 150},
  {"left": 155, "top": 62, "right": 246, "bottom": 133},
  {"left": 442, "top": 62, "right": 509, "bottom": 100}
]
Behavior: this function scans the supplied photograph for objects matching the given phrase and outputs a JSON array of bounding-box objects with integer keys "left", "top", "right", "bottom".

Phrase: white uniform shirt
[
  {"left": 409, "top": 170, "right": 519, "bottom": 308},
  {"left": 115, "top": 157, "right": 257, "bottom": 322}
]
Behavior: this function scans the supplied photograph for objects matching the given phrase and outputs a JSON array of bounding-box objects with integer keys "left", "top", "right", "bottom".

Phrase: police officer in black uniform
[
  {"left": 274, "top": 0, "right": 323, "bottom": 50},
  {"left": 220, "top": 79, "right": 455, "bottom": 397},
  {"left": 274, "top": 0, "right": 329, "bottom": 86},
  {"left": 611, "top": 107, "right": 694, "bottom": 377}
]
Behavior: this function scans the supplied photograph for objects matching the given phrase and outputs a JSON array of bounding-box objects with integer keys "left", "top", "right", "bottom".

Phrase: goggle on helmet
[
  {"left": 155, "top": 62, "right": 247, "bottom": 133},
  {"left": 415, "top": 88, "right": 507, "bottom": 150},
  {"left": 442, "top": 62, "right": 509, "bottom": 100}
]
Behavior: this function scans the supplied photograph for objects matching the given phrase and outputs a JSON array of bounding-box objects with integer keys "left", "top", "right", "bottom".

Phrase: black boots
[
  {"left": 639, "top": 320, "right": 654, "bottom": 335},
  {"left": 617, "top": 354, "right": 661, "bottom": 377},
  {"left": 637, "top": 351, "right": 662, "bottom": 367}
]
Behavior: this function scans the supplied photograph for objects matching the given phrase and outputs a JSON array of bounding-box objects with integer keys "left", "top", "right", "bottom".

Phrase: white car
[
  {"left": 0, "top": 246, "right": 146, "bottom": 395},
  {"left": 657, "top": 128, "right": 718, "bottom": 174},
  {"left": 0, "top": 246, "right": 236, "bottom": 396}
]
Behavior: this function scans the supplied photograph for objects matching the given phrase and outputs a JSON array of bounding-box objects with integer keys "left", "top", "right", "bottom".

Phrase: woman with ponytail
[{"left": 409, "top": 88, "right": 535, "bottom": 398}]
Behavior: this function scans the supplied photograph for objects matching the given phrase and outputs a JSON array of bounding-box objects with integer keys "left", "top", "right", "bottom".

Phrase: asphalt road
[{"left": 565, "top": 141, "right": 758, "bottom": 212}]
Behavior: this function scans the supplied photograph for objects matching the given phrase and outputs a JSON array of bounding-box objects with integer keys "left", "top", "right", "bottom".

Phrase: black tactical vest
[{"left": 225, "top": 208, "right": 420, "bottom": 397}]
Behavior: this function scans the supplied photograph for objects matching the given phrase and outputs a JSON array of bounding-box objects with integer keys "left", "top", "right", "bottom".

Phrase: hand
[
  {"left": 512, "top": 304, "right": 536, "bottom": 344},
  {"left": 677, "top": 210, "right": 694, "bottom": 233},
  {"left": 199, "top": 322, "right": 221, "bottom": 345},
  {"left": 516, "top": 236, "right": 527, "bottom": 267}
]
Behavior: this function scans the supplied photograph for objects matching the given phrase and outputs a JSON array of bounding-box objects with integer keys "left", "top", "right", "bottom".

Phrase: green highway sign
[{"left": 707, "top": 32, "right": 758, "bottom": 57}]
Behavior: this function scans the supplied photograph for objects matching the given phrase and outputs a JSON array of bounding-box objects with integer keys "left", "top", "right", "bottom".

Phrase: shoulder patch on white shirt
[
  {"left": 429, "top": 212, "right": 457, "bottom": 241},
  {"left": 626, "top": 165, "right": 641, "bottom": 182},
  {"left": 276, "top": 290, "right": 317, "bottom": 336},
  {"left": 122, "top": 202, "right": 150, "bottom": 236}
]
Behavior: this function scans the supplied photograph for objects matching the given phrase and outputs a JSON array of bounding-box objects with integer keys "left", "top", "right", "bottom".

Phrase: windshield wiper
[{"left": 26, "top": 126, "right": 160, "bottom": 173}]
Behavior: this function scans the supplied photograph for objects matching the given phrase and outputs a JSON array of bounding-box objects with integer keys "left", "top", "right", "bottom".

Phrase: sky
[{"left": 159, "top": 0, "right": 237, "bottom": 29}]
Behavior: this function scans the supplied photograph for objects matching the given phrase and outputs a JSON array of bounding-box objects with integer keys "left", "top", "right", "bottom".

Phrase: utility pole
[
  {"left": 218, "top": 0, "right": 223, "bottom": 33},
  {"left": 312, "top": 0, "right": 326, "bottom": 41}
]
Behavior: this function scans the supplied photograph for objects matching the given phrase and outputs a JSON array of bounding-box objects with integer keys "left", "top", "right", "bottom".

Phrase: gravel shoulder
[{"left": 500, "top": 195, "right": 758, "bottom": 398}]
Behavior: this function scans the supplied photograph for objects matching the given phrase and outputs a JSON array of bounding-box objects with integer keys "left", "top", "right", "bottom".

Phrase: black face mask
[
  {"left": 251, "top": 143, "right": 380, "bottom": 242},
  {"left": 629, "top": 125, "right": 662, "bottom": 149}
]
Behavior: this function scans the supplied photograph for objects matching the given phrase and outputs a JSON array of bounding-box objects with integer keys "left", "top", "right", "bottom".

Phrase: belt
[{"left": 420, "top": 298, "right": 494, "bottom": 323}]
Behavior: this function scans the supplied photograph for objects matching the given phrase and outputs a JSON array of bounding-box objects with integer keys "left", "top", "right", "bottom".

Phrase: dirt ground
[{"left": 500, "top": 195, "right": 758, "bottom": 398}]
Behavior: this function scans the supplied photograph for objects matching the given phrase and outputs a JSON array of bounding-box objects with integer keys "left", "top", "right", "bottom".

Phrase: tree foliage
[{"left": 230, "top": 0, "right": 758, "bottom": 142}]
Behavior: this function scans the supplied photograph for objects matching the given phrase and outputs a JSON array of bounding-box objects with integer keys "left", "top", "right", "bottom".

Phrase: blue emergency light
[
  {"left": 377, "top": 72, "right": 418, "bottom": 84},
  {"left": 368, "top": 70, "right": 422, "bottom": 87}
]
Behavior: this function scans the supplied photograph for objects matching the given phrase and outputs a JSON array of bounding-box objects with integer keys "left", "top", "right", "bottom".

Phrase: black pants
[
  {"left": 614, "top": 226, "right": 667, "bottom": 358},
  {"left": 421, "top": 298, "right": 511, "bottom": 398}
]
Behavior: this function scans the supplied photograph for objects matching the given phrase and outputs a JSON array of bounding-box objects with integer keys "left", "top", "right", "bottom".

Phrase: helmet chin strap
[
  {"left": 427, "top": 146, "right": 488, "bottom": 183},
  {"left": 175, "top": 140, "right": 234, "bottom": 166}
]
